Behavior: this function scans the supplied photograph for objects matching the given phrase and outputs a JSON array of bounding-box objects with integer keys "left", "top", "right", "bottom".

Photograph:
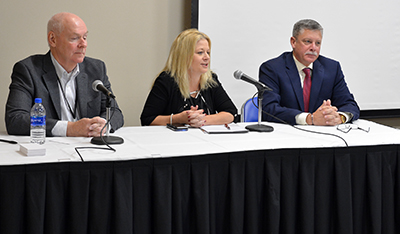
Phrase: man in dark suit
[
  {"left": 259, "top": 19, "right": 359, "bottom": 126},
  {"left": 5, "top": 12, "right": 124, "bottom": 137}
]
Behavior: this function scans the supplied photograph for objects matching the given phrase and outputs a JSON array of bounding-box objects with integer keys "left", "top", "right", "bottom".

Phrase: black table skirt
[{"left": 0, "top": 145, "right": 399, "bottom": 234}]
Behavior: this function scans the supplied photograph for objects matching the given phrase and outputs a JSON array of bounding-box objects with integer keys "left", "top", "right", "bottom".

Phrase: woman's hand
[
  {"left": 150, "top": 106, "right": 233, "bottom": 127},
  {"left": 186, "top": 105, "right": 206, "bottom": 127}
]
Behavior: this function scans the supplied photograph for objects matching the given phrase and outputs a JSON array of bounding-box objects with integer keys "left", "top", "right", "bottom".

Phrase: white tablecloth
[{"left": 0, "top": 119, "right": 399, "bottom": 165}]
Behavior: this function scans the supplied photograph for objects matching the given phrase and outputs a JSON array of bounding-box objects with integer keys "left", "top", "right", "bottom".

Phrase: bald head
[
  {"left": 47, "top": 12, "right": 88, "bottom": 72},
  {"left": 47, "top": 12, "right": 85, "bottom": 36}
]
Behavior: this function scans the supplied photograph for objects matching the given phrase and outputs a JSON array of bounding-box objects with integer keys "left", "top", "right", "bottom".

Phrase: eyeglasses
[{"left": 336, "top": 124, "right": 370, "bottom": 133}]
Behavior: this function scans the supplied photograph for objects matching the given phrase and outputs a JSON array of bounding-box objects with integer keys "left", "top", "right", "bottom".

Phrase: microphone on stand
[
  {"left": 92, "top": 80, "right": 116, "bottom": 98},
  {"left": 233, "top": 70, "right": 272, "bottom": 92},
  {"left": 233, "top": 70, "right": 274, "bottom": 132},
  {"left": 90, "top": 80, "right": 124, "bottom": 145}
]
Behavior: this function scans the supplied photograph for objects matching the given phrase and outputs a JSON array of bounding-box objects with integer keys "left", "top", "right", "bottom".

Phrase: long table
[{"left": 0, "top": 120, "right": 399, "bottom": 233}]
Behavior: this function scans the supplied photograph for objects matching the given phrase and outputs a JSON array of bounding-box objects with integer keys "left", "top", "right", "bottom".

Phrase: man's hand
[
  {"left": 67, "top": 117, "right": 107, "bottom": 137},
  {"left": 312, "top": 100, "right": 342, "bottom": 126}
]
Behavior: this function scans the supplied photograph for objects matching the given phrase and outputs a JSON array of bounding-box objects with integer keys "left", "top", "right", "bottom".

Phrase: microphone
[
  {"left": 234, "top": 70, "right": 274, "bottom": 132},
  {"left": 233, "top": 70, "right": 272, "bottom": 91},
  {"left": 90, "top": 80, "right": 124, "bottom": 145},
  {"left": 92, "top": 80, "right": 116, "bottom": 98}
]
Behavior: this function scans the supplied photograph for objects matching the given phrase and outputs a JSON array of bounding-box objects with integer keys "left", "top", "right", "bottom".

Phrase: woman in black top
[{"left": 140, "top": 29, "right": 237, "bottom": 127}]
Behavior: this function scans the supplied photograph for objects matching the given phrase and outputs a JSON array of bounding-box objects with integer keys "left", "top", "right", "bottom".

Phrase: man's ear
[
  {"left": 48, "top": 32, "right": 56, "bottom": 47},
  {"left": 290, "top": 36, "right": 296, "bottom": 49}
]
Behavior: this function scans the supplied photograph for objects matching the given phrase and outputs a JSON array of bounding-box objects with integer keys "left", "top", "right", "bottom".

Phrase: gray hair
[{"left": 292, "top": 19, "right": 323, "bottom": 38}]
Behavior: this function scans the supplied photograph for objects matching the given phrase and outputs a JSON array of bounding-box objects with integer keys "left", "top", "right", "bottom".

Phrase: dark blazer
[
  {"left": 259, "top": 52, "right": 360, "bottom": 125},
  {"left": 5, "top": 51, "right": 124, "bottom": 136}
]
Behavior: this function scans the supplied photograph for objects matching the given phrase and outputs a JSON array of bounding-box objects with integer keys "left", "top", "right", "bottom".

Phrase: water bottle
[{"left": 30, "top": 98, "right": 46, "bottom": 144}]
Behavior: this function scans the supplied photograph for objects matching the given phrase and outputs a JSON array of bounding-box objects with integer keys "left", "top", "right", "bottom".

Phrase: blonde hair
[{"left": 162, "top": 28, "right": 216, "bottom": 99}]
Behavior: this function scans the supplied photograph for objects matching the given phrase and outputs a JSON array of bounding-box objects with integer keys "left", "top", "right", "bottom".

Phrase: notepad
[
  {"left": 200, "top": 124, "right": 249, "bottom": 134},
  {"left": 20, "top": 143, "right": 46, "bottom": 156}
]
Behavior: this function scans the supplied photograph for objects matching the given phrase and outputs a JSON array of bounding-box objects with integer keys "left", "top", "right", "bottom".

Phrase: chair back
[{"left": 241, "top": 97, "right": 258, "bottom": 122}]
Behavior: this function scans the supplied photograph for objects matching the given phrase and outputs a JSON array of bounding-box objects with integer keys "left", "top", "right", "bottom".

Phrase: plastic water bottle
[{"left": 30, "top": 98, "right": 46, "bottom": 144}]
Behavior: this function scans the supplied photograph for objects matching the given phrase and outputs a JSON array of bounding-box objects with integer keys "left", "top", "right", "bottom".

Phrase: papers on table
[
  {"left": 200, "top": 123, "right": 249, "bottom": 134},
  {"left": 20, "top": 144, "right": 46, "bottom": 156}
]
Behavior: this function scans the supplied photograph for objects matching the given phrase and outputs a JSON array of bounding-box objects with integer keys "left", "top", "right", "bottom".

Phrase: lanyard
[{"left": 56, "top": 78, "right": 77, "bottom": 120}]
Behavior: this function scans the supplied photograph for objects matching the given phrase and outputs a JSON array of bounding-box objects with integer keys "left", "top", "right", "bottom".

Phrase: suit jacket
[
  {"left": 259, "top": 52, "right": 360, "bottom": 125},
  {"left": 5, "top": 51, "right": 124, "bottom": 136}
]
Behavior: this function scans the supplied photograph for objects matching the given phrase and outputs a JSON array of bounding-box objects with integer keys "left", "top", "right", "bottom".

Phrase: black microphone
[
  {"left": 233, "top": 70, "right": 272, "bottom": 91},
  {"left": 92, "top": 80, "right": 116, "bottom": 98}
]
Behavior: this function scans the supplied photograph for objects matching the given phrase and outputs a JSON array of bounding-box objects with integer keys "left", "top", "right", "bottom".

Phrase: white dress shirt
[
  {"left": 50, "top": 53, "right": 80, "bottom": 136},
  {"left": 293, "top": 55, "right": 314, "bottom": 125}
]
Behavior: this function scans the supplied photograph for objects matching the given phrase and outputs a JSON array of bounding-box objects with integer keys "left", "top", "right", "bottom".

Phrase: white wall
[
  {"left": 199, "top": 0, "right": 400, "bottom": 113},
  {"left": 0, "top": 0, "right": 188, "bottom": 132}
]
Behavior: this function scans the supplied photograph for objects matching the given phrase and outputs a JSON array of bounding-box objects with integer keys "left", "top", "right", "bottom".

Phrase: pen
[
  {"left": 0, "top": 139, "right": 18, "bottom": 144},
  {"left": 224, "top": 124, "right": 231, "bottom": 130}
]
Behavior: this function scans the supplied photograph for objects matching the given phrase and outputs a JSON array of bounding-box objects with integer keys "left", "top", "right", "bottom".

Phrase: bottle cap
[{"left": 34, "top": 98, "right": 42, "bottom": 103}]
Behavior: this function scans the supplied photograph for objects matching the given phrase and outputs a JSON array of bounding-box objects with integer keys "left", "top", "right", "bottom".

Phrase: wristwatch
[{"left": 339, "top": 114, "right": 346, "bottom": 124}]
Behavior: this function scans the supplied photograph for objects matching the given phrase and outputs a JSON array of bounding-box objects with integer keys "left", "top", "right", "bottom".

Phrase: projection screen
[{"left": 194, "top": 0, "right": 400, "bottom": 117}]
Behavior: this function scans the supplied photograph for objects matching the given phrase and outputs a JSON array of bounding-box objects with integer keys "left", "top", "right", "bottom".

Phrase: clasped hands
[
  {"left": 185, "top": 105, "right": 206, "bottom": 127},
  {"left": 172, "top": 105, "right": 206, "bottom": 127},
  {"left": 307, "top": 99, "right": 343, "bottom": 126},
  {"left": 67, "top": 117, "right": 107, "bottom": 137}
]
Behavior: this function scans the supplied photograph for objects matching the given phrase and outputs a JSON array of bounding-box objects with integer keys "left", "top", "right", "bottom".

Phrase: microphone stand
[
  {"left": 245, "top": 89, "right": 274, "bottom": 132},
  {"left": 91, "top": 96, "right": 124, "bottom": 145}
]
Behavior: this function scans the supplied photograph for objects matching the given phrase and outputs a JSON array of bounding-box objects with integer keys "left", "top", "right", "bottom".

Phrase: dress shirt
[
  {"left": 50, "top": 53, "right": 80, "bottom": 136},
  {"left": 293, "top": 55, "right": 314, "bottom": 125}
]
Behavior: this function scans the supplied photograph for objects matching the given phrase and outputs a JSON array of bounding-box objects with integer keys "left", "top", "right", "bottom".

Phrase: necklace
[{"left": 189, "top": 90, "right": 200, "bottom": 99}]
